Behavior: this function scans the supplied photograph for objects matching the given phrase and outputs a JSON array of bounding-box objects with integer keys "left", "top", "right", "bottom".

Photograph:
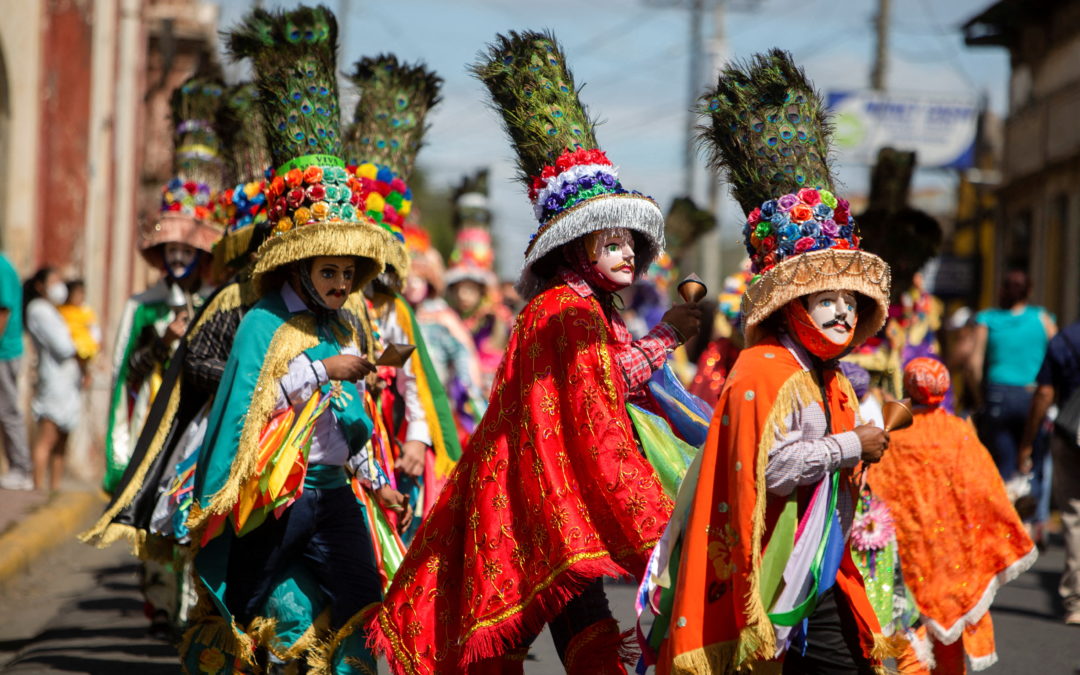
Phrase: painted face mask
[
  {"left": 784, "top": 290, "right": 858, "bottom": 360},
  {"left": 572, "top": 227, "right": 636, "bottom": 293},
  {"left": 163, "top": 242, "right": 200, "bottom": 280},
  {"left": 300, "top": 256, "right": 356, "bottom": 312}
]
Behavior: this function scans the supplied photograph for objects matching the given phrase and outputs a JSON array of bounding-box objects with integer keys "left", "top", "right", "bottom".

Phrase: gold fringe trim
[
  {"left": 670, "top": 629, "right": 783, "bottom": 675},
  {"left": 307, "top": 602, "right": 380, "bottom": 675},
  {"left": 267, "top": 607, "right": 331, "bottom": 662},
  {"left": 189, "top": 281, "right": 247, "bottom": 340},
  {"left": 252, "top": 221, "right": 393, "bottom": 291},
  {"left": 79, "top": 380, "right": 182, "bottom": 547},
  {"left": 186, "top": 314, "right": 321, "bottom": 534},
  {"left": 742, "top": 248, "right": 891, "bottom": 348}
]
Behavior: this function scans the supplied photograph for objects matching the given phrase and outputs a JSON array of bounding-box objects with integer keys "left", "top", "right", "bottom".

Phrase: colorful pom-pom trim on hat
[
  {"left": 263, "top": 161, "right": 361, "bottom": 236},
  {"left": 347, "top": 161, "right": 412, "bottom": 244},
  {"left": 162, "top": 177, "right": 215, "bottom": 221},
  {"left": 742, "top": 187, "right": 859, "bottom": 276}
]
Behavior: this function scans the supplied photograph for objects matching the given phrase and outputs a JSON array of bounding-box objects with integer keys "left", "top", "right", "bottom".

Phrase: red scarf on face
[{"left": 782, "top": 299, "right": 855, "bottom": 360}]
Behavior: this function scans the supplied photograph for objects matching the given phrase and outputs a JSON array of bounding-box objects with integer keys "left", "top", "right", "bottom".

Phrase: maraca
[
  {"left": 881, "top": 398, "right": 914, "bottom": 432},
  {"left": 678, "top": 274, "right": 707, "bottom": 304}
]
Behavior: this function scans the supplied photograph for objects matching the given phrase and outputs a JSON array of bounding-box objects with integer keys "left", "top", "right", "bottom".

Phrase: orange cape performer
[
  {"left": 869, "top": 359, "right": 1036, "bottom": 671},
  {"left": 657, "top": 339, "right": 891, "bottom": 673},
  {"left": 368, "top": 281, "right": 673, "bottom": 673}
]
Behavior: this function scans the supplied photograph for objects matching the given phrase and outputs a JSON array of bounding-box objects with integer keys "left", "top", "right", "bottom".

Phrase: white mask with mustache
[
  {"left": 587, "top": 228, "right": 636, "bottom": 289},
  {"left": 807, "top": 290, "right": 858, "bottom": 346}
]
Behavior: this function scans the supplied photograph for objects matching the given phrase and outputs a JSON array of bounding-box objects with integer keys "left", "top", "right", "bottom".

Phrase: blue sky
[{"left": 214, "top": 0, "right": 1009, "bottom": 276}]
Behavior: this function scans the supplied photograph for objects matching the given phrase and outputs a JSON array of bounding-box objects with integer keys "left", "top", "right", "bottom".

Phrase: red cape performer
[
  {"left": 369, "top": 30, "right": 703, "bottom": 675},
  {"left": 643, "top": 50, "right": 898, "bottom": 674}
]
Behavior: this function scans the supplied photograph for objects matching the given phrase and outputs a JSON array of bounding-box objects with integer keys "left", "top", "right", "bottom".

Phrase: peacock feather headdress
[
  {"left": 342, "top": 54, "right": 442, "bottom": 276},
  {"left": 699, "top": 49, "right": 889, "bottom": 347},
  {"left": 141, "top": 69, "right": 228, "bottom": 265},
  {"left": 212, "top": 82, "right": 273, "bottom": 274},
  {"left": 473, "top": 30, "right": 664, "bottom": 300},
  {"left": 226, "top": 4, "right": 391, "bottom": 292}
]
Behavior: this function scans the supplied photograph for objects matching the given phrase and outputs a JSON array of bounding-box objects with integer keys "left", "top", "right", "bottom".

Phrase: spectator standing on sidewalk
[
  {"left": 23, "top": 268, "right": 82, "bottom": 491},
  {"left": 0, "top": 252, "right": 32, "bottom": 491},
  {"left": 1021, "top": 318, "right": 1080, "bottom": 625},
  {"left": 971, "top": 270, "right": 1057, "bottom": 478}
]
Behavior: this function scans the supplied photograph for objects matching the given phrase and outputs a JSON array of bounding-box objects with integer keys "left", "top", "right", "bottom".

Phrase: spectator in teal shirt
[
  {"left": 0, "top": 252, "right": 32, "bottom": 490},
  {"left": 971, "top": 269, "right": 1057, "bottom": 482}
]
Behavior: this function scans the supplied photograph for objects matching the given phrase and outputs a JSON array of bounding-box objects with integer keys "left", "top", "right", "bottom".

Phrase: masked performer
[
  {"left": 81, "top": 83, "right": 276, "bottom": 621},
  {"left": 343, "top": 55, "right": 464, "bottom": 532},
  {"left": 647, "top": 50, "right": 897, "bottom": 674},
  {"left": 178, "top": 7, "right": 401, "bottom": 673},
  {"left": 369, "top": 30, "right": 701, "bottom": 675},
  {"left": 444, "top": 170, "right": 514, "bottom": 396},
  {"left": 868, "top": 358, "right": 1035, "bottom": 673},
  {"left": 103, "top": 73, "right": 226, "bottom": 495}
]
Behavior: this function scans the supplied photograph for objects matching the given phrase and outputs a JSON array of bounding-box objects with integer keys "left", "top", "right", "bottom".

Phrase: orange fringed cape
[
  {"left": 659, "top": 338, "right": 890, "bottom": 674},
  {"left": 368, "top": 282, "right": 673, "bottom": 674},
  {"left": 868, "top": 408, "right": 1036, "bottom": 665}
]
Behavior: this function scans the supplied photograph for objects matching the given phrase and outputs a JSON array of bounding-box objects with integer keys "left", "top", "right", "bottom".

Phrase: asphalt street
[{"left": 0, "top": 530, "right": 1077, "bottom": 673}]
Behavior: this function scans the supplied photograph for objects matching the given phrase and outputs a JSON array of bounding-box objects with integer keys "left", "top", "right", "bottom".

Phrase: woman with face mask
[
  {"left": 22, "top": 268, "right": 82, "bottom": 491},
  {"left": 370, "top": 32, "right": 702, "bottom": 675}
]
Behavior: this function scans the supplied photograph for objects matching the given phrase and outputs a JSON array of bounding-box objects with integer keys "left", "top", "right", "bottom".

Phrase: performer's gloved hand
[
  {"left": 661, "top": 303, "right": 704, "bottom": 344},
  {"left": 322, "top": 354, "right": 376, "bottom": 381},
  {"left": 399, "top": 440, "right": 427, "bottom": 477},
  {"left": 376, "top": 485, "right": 413, "bottom": 533},
  {"left": 854, "top": 424, "right": 889, "bottom": 464}
]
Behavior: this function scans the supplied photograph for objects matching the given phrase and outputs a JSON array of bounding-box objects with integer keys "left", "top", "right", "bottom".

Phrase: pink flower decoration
[
  {"left": 777, "top": 194, "right": 799, "bottom": 212},
  {"left": 794, "top": 236, "right": 816, "bottom": 253},
  {"left": 797, "top": 188, "right": 821, "bottom": 206},
  {"left": 851, "top": 497, "right": 895, "bottom": 551},
  {"left": 747, "top": 207, "right": 762, "bottom": 225}
]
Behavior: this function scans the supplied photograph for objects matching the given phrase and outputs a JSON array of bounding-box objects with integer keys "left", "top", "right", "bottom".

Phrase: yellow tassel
[
  {"left": 187, "top": 314, "right": 321, "bottom": 533},
  {"left": 306, "top": 603, "right": 379, "bottom": 675}
]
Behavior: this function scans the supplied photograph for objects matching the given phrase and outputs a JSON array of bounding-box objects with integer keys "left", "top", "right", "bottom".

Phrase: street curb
[{"left": 0, "top": 490, "right": 102, "bottom": 584}]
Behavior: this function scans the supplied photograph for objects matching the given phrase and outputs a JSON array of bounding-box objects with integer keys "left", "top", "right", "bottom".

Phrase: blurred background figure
[
  {"left": 1021, "top": 316, "right": 1080, "bottom": 625},
  {"left": 23, "top": 267, "right": 82, "bottom": 491},
  {"left": 0, "top": 252, "right": 32, "bottom": 491},
  {"left": 58, "top": 279, "right": 102, "bottom": 370},
  {"left": 688, "top": 265, "right": 751, "bottom": 407},
  {"left": 443, "top": 170, "right": 512, "bottom": 396},
  {"left": 969, "top": 269, "right": 1057, "bottom": 545}
]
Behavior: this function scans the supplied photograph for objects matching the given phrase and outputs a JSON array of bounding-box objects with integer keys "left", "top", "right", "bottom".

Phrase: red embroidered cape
[{"left": 369, "top": 282, "right": 673, "bottom": 674}]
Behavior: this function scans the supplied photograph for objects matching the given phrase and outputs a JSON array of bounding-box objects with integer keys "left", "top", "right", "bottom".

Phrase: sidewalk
[{"left": 0, "top": 481, "right": 103, "bottom": 585}]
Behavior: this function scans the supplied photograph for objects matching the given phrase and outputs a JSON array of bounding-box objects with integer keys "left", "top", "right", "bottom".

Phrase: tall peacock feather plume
[
  {"left": 227, "top": 5, "right": 341, "bottom": 171},
  {"left": 472, "top": 30, "right": 665, "bottom": 300},
  {"left": 170, "top": 68, "right": 227, "bottom": 189},
  {"left": 699, "top": 48, "right": 833, "bottom": 215},
  {"left": 698, "top": 48, "right": 890, "bottom": 350},
  {"left": 472, "top": 30, "right": 597, "bottom": 187},
  {"left": 222, "top": 4, "right": 391, "bottom": 293},
  {"left": 219, "top": 82, "right": 271, "bottom": 187},
  {"left": 343, "top": 54, "right": 442, "bottom": 179}
]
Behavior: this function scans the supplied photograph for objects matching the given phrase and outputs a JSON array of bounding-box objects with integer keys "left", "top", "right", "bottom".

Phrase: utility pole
[
  {"left": 685, "top": 0, "right": 705, "bottom": 198},
  {"left": 870, "top": 0, "right": 890, "bottom": 90}
]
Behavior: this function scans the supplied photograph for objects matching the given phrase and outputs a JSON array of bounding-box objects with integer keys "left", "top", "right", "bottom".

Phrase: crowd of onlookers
[{"left": 0, "top": 252, "right": 99, "bottom": 493}]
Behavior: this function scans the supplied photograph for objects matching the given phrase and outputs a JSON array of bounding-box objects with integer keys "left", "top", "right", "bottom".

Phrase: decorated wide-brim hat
[
  {"left": 227, "top": 5, "right": 391, "bottom": 292},
  {"left": 473, "top": 31, "right": 664, "bottom": 300},
  {"left": 699, "top": 49, "right": 890, "bottom": 347},
  {"left": 140, "top": 74, "right": 228, "bottom": 267},
  {"left": 342, "top": 55, "right": 442, "bottom": 284}
]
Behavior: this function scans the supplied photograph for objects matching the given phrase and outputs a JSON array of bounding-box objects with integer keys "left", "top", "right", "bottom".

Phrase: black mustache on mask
[
  {"left": 822, "top": 319, "right": 852, "bottom": 330},
  {"left": 324, "top": 289, "right": 348, "bottom": 298}
]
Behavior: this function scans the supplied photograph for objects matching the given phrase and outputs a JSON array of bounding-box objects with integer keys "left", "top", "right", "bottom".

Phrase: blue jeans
[
  {"left": 978, "top": 383, "right": 1035, "bottom": 481},
  {"left": 225, "top": 485, "right": 381, "bottom": 629}
]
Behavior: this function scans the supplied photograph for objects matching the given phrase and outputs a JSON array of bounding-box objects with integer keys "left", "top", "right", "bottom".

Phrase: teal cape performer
[{"left": 179, "top": 6, "right": 399, "bottom": 673}]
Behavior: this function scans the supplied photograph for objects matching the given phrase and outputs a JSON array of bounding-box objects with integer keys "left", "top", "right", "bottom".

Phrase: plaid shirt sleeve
[
  {"left": 612, "top": 317, "right": 680, "bottom": 394},
  {"left": 184, "top": 305, "right": 244, "bottom": 396}
]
